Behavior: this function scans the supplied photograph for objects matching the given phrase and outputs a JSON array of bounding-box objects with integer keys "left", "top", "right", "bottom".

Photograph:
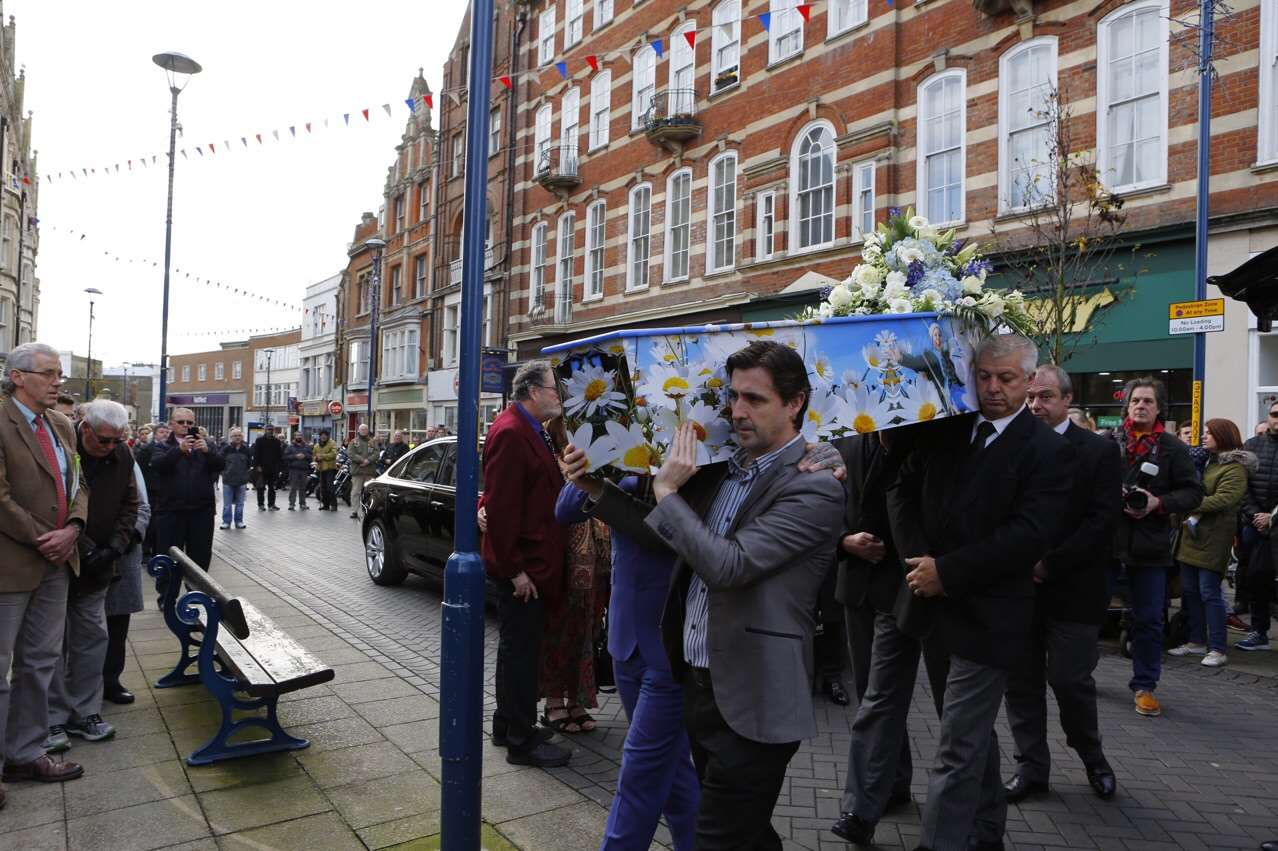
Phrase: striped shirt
[{"left": 683, "top": 434, "right": 803, "bottom": 669}]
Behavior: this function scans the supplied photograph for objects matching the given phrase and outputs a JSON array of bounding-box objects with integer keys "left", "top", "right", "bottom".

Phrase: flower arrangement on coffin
[{"left": 801, "top": 206, "right": 1035, "bottom": 337}]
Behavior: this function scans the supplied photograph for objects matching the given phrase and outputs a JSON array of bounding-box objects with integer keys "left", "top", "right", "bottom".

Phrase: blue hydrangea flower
[{"left": 919, "top": 267, "right": 963, "bottom": 301}]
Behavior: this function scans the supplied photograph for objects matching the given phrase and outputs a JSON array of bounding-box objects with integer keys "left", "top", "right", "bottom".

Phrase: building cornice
[{"left": 508, "top": 291, "right": 752, "bottom": 344}]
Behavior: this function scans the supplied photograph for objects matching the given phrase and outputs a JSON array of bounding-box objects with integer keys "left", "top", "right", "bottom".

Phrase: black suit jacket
[
  {"left": 1039, "top": 422, "right": 1122, "bottom": 624},
  {"left": 833, "top": 434, "right": 910, "bottom": 614},
  {"left": 887, "top": 408, "right": 1073, "bottom": 670}
]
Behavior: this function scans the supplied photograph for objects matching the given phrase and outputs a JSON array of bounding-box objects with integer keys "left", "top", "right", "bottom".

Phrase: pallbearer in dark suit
[
  {"left": 891, "top": 335, "right": 1072, "bottom": 851},
  {"left": 1003, "top": 366, "right": 1121, "bottom": 803}
]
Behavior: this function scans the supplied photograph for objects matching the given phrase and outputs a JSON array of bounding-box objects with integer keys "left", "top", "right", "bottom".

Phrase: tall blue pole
[
  {"left": 440, "top": 0, "right": 494, "bottom": 848},
  {"left": 1191, "top": 0, "right": 1214, "bottom": 445}
]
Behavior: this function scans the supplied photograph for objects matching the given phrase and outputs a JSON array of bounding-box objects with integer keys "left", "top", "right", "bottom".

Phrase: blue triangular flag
[
  {"left": 555, "top": 61, "right": 568, "bottom": 78},
  {"left": 652, "top": 39, "right": 664, "bottom": 58},
  {"left": 759, "top": 11, "right": 772, "bottom": 30},
  {"left": 343, "top": 113, "right": 350, "bottom": 126},
  {"left": 405, "top": 97, "right": 417, "bottom": 113}
]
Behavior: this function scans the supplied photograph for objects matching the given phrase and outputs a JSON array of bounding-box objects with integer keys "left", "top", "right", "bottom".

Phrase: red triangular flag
[
  {"left": 586, "top": 55, "right": 599, "bottom": 72},
  {"left": 306, "top": 122, "right": 312, "bottom": 133},
  {"left": 424, "top": 94, "right": 434, "bottom": 109},
  {"left": 362, "top": 108, "right": 370, "bottom": 121},
  {"left": 499, "top": 75, "right": 512, "bottom": 90},
  {"left": 684, "top": 30, "right": 696, "bottom": 49},
  {"left": 256, "top": 133, "right": 263, "bottom": 144},
  {"left": 209, "top": 142, "right": 216, "bottom": 153},
  {"left": 797, "top": 3, "right": 812, "bottom": 21}
]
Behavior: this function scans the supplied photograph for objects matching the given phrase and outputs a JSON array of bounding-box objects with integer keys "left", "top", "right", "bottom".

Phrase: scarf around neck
[{"left": 1122, "top": 418, "right": 1164, "bottom": 466}]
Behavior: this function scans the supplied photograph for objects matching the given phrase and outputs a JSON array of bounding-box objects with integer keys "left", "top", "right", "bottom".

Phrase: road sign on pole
[{"left": 1169, "top": 298, "right": 1225, "bottom": 335}]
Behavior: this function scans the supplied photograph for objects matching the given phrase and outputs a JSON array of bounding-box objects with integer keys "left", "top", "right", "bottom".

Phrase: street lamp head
[
  {"left": 152, "top": 52, "right": 202, "bottom": 89},
  {"left": 363, "top": 237, "right": 388, "bottom": 250},
  {"left": 84, "top": 287, "right": 103, "bottom": 296}
]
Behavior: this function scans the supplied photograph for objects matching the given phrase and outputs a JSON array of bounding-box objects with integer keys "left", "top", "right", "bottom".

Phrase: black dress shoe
[
  {"left": 823, "top": 676, "right": 851, "bottom": 706},
  {"left": 103, "top": 688, "right": 135, "bottom": 705},
  {"left": 1259, "top": 841, "right": 1278, "bottom": 851},
  {"left": 506, "top": 740, "right": 571, "bottom": 767},
  {"left": 1086, "top": 762, "right": 1117, "bottom": 800},
  {"left": 1003, "top": 774, "right": 1049, "bottom": 803},
  {"left": 830, "top": 812, "right": 875, "bottom": 845}
]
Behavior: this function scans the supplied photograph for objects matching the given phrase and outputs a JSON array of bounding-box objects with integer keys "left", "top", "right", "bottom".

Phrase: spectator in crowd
[
  {"left": 134, "top": 423, "right": 169, "bottom": 558},
  {"left": 219, "top": 428, "right": 252, "bottom": 531},
  {"left": 46, "top": 399, "right": 139, "bottom": 753},
  {"left": 313, "top": 431, "right": 339, "bottom": 510},
  {"left": 578, "top": 341, "right": 846, "bottom": 851},
  {"left": 1177, "top": 423, "right": 1194, "bottom": 444},
  {"left": 1003, "top": 365, "right": 1121, "bottom": 806},
  {"left": 284, "top": 433, "right": 313, "bottom": 510},
  {"left": 887, "top": 334, "right": 1072, "bottom": 851},
  {"left": 347, "top": 423, "right": 378, "bottom": 519},
  {"left": 150, "top": 407, "right": 225, "bottom": 571},
  {"left": 1112, "top": 378, "right": 1203, "bottom": 716},
  {"left": 831, "top": 426, "right": 950, "bottom": 845},
  {"left": 54, "top": 394, "right": 77, "bottom": 418},
  {"left": 381, "top": 429, "right": 410, "bottom": 472},
  {"left": 134, "top": 424, "right": 152, "bottom": 448},
  {"left": 0, "top": 341, "right": 89, "bottom": 787},
  {"left": 103, "top": 456, "right": 150, "bottom": 705},
  {"left": 1239, "top": 403, "right": 1278, "bottom": 645},
  {"left": 251, "top": 425, "right": 283, "bottom": 512},
  {"left": 1257, "top": 422, "right": 1269, "bottom": 438},
  {"left": 482, "top": 361, "right": 572, "bottom": 768},
  {"left": 1171, "top": 418, "right": 1253, "bottom": 666}
]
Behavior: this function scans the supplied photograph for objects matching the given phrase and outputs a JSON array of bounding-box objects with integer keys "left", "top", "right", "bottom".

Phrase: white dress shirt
[{"left": 970, "top": 404, "right": 1028, "bottom": 448}]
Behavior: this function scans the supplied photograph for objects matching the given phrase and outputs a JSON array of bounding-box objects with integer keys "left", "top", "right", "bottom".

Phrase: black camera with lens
[{"left": 1123, "top": 461, "right": 1160, "bottom": 510}]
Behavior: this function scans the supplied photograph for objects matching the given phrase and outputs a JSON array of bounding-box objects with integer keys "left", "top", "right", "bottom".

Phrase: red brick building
[{"left": 503, "top": 0, "right": 1277, "bottom": 421}]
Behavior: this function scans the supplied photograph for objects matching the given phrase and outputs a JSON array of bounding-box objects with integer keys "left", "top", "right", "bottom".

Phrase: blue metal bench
[{"left": 148, "top": 548, "right": 334, "bottom": 765}]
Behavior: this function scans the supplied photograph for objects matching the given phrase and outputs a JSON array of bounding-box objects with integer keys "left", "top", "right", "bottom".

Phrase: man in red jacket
[{"left": 481, "top": 360, "right": 571, "bottom": 767}]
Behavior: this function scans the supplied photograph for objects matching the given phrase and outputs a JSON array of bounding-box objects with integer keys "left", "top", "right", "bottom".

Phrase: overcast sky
[{"left": 15, "top": 0, "right": 468, "bottom": 364}]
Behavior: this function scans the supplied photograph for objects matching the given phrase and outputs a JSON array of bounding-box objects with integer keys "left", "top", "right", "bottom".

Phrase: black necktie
[
  {"left": 972, "top": 420, "right": 997, "bottom": 451},
  {"left": 538, "top": 429, "right": 557, "bottom": 460}
]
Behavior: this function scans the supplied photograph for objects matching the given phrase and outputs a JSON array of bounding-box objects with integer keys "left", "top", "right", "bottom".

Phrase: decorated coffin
[{"left": 542, "top": 313, "right": 980, "bottom": 479}]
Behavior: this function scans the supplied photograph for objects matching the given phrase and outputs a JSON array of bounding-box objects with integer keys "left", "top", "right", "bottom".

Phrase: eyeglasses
[
  {"left": 92, "top": 433, "right": 124, "bottom": 446},
  {"left": 18, "top": 369, "right": 64, "bottom": 382},
  {"left": 174, "top": 419, "right": 195, "bottom": 426}
]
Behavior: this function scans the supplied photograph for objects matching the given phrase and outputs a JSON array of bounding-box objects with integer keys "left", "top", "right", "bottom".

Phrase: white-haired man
[
  {"left": 45, "top": 399, "right": 139, "bottom": 752},
  {"left": 0, "top": 342, "right": 91, "bottom": 793}
]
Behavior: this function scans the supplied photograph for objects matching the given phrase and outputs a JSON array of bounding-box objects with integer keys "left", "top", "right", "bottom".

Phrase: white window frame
[
  {"left": 998, "top": 37, "right": 1058, "bottom": 213},
  {"left": 1262, "top": 0, "right": 1278, "bottom": 164},
  {"left": 626, "top": 184, "right": 652, "bottom": 292},
  {"left": 418, "top": 182, "right": 429, "bottom": 222},
  {"left": 197, "top": 364, "right": 207, "bottom": 382},
  {"left": 789, "top": 120, "right": 837, "bottom": 253},
  {"left": 557, "top": 212, "right": 576, "bottom": 318},
  {"left": 632, "top": 45, "right": 657, "bottom": 130},
  {"left": 415, "top": 255, "right": 427, "bottom": 299},
  {"left": 916, "top": 69, "right": 967, "bottom": 227},
  {"left": 589, "top": 70, "right": 611, "bottom": 150},
  {"left": 452, "top": 131, "right": 464, "bottom": 177},
  {"left": 566, "top": 0, "right": 584, "bottom": 47},
  {"left": 443, "top": 302, "right": 460, "bottom": 367},
  {"left": 1096, "top": 0, "right": 1170, "bottom": 193},
  {"left": 670, "top": 22, "right": 697, "bottom": 99},
  {"left": 531, "top": 222, "right": 549, "bottom": 311},
  {"left": 853, "top": 160, "right": 876, "bottom": 241},
  {"left": 585, "top": 201, "right": 607, "bottom": 301},
  {"left": 214, "top": 362, "right": 225, "bottom": 381},
  {"left": 233, "top": 361, "right": 242, "bottom": 380},
  {"left": 561, "top": 87, "right": 580, "bottom": 171},
  {"left": 708, "top": 152, "right": 737, "bottom": 273},
  {"left": 393, "top": 196, "right": 405, "bottom": 234},
  {"left": 756, "top": 191, "right": 777, "bottom": 261},
  {"left": 181, "top": 365, "right": 190, "bottom": 383},
  {"left": 828, "top": 0, "right": 868, "bottom": 38},
  {"left": 534, "top": 103, "right": 553, "bottom": 174},
  {"left": 712, "top": 0, "right": 742, "bottom": 93},
  {"left": 664, "top": 169, "right": 693, "bottom": 283},
  {"left": 594, "top": 0, "right": 613, "bottom": 29},
  {"left": 489, "top": 107, "right": 502, "bottom": 157},
  {"left": 539, "top": 6, "right": 557, "bottom": 67},
  {"left": 769, "top": 0, "right": 804, "bottom": 65}
]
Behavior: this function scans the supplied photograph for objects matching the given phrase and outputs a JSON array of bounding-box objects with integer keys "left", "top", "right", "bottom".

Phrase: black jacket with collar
[
  {"left": 1111, "top": 429, "right": 1203, "bottom": 567},
  {"left": 887, "top": 409, "right": 1073, "bottom": 670},
  {"left": 1039, "top": 421, "right": 1123, "bottom": 624},
  {"left": 1242, "top": 431, "right": 1278, "bottom": 522},
  {"left": 148, "top": 433, "right": 226, "bottom": 514}
]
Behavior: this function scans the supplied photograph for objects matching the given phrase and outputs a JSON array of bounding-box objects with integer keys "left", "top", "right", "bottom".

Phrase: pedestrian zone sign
[{"left": 1169, "top": 298, "right": 1225, "bottom": 335}]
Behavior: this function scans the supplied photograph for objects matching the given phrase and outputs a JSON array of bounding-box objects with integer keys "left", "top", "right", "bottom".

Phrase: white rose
[
  {"left": 961, "top": 275, "right": 983, "bottom": 295},
  {"left": 978, "top": 294, "right": 1006, "bottom": 318},
  {"left": 908, "top": 215, "right": 929, "bottom": 231},
  {"left": 889, "top": 298, "right": 913, "bottom": 314},
  {"left": 959, "top": 295, "right": 978, "bottom": 308},
  {"left": 886, "top": 270, "right": 907, "bottom": 290},
  {"left": 859, "top": 279, "right": 881, "bottom": 301},
  {"left": 853, "top": 264, "right": 885, "bottom": 286},
  {"left": 897, "top": 246, "right": 923, "bottom": 266},
  {"left": 827, "top": 284, "right": 854, "bottom": 308},
  {"left": 882, "top": 278, "right": 909, "bottom": 302}
]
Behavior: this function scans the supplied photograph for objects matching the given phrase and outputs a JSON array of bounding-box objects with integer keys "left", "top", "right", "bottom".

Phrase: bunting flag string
[
  {"left": 43, "top": 1, "right": 845, "bottom": 186},
  {"left": 175, "top": 325, "right": 295, "bottom": 338}
]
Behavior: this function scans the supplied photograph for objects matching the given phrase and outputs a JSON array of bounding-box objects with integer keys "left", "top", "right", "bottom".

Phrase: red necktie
[{"left": 33, "top": 416, "right": 67, "bottom": 528}]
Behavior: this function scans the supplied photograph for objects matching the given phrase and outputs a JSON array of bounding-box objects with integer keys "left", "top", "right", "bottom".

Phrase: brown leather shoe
[{"left": 2, "top": 754, "right": 84, "bottom": 782}]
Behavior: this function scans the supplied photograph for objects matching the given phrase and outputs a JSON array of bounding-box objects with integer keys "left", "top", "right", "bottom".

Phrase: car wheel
[{"left": 364, "top": 519, "right": 407, "bottom": 586}]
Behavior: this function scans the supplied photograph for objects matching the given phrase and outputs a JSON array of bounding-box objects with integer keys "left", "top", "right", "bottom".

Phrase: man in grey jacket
[
  {"left": 346, "top": 424, "right": 378, "bottom": 520},
  {"left": 568, "top": 340, "right": 846, "bottom": 851}
]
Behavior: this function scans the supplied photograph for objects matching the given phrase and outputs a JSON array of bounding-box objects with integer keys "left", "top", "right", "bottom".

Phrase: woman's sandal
[
  {"left": 540, "top": 710, "right": 582, "bottom": 734},
  {"left": 567, "top": 707, "right": 597, "bottom": 732}
]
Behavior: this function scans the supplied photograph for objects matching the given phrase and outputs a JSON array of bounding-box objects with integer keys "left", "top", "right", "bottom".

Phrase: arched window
[
  {"left": 534, "top": 104, "right": 552, "bottom": 174},
  {"left": 999, "top": 38, "right": 1058, "bottom": 211},
  {"left": 917, "top": 70, "right": 966, "bottom": 225},
  {"left": 632, "top": 45, "right": 657, "bottom": 129},
  {"left": 670, "top": 22, "right": 697, "bottom": 116},
  {"left": 1097, "top": 0, "right": 1169, "bottom": 191},
  {"left": 626, "top": 184, "right": 652, "bottom": 291},
  {"left": 531, "top": 222, "right": 548, "bottom": 310},
  {"left": 712, "top": 0, "right": 741, "bottom": 92},
  {"left": 708, "top": 152, "right": 738, "bottom": 272},
  {"left": 561, "top": 88, "right": 580, "bottom": 171},
  {"left": 790, "top": 122, "right": 836, "bottom": 252},
  {"left": 665, "top": 169, "right": 693, "bottom": 281}
]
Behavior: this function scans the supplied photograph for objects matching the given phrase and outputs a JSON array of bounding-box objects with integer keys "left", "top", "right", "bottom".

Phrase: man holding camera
[
  {"left": 1112, "top": 378, "right": 1202, "bottom": 717},
  {"left": 150, "top": 407, "right": 225, "bottom": 571}
]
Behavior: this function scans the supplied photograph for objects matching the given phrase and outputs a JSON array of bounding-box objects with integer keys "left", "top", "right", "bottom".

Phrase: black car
[{"left": 361, "top": 436, "right": 490, "bottom": 594}]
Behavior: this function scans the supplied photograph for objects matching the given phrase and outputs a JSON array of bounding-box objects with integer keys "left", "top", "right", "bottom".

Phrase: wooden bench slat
[
  {"left": 235, "top": 601, "right": 334, "bottom": 693},
  {"left": 175, "top": 556, "right": 251, "bottom": 639}
]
